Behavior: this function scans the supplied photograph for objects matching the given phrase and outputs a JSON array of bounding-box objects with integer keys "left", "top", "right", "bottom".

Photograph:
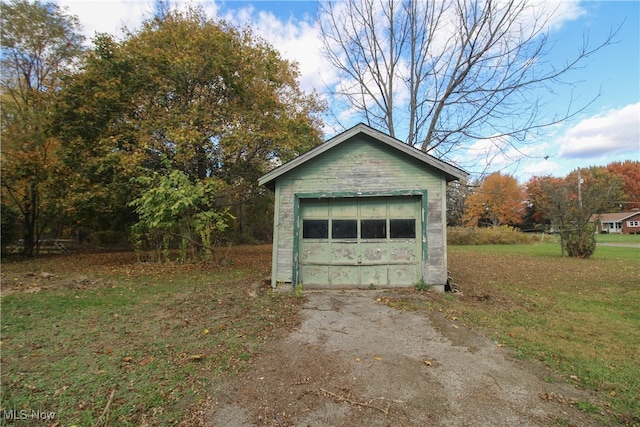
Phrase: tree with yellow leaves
[{"left": 1, "top": 0, "right": 85, "bottom": 256}]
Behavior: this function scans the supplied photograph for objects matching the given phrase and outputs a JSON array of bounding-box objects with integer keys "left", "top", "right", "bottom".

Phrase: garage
[
  {"left": 258, "top": 123, "right": 468, "bottom": 291},
  {"left": 299, "top": 196, "right": 422, "bottom": 287}
]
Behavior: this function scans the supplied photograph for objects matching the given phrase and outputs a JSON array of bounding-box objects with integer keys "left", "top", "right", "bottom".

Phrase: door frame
[{"left": 292, "top": 190, "right": 428, "bottom": 287}]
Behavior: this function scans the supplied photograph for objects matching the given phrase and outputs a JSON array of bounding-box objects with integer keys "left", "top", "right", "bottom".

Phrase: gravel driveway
[{"left": 206, "top": 291, "right": 603, "bottom": 426}]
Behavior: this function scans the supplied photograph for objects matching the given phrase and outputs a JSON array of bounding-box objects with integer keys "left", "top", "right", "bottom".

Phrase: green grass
[
  {"left": 449, "top": 241, "right": 561, "bottom": 257},
  {"left": 0, "top": 247, "right": 302, "bottom": 426},
  {"left": 451, "top": 240, "right": 640, "bottom": 261},
  {"left": 595, "top": 233, "right": 640, "bottom": 244},
  {"left": 441, "top": 243, "right": 639, "bottom": 425}
]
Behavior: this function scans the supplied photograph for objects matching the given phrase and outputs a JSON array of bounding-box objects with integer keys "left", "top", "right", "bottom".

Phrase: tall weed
[{"left": 447, "top": 226, "right": 540, "bottom": 245}]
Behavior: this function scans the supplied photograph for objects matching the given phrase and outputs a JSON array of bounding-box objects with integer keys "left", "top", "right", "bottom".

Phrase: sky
[{"left": 56, "top": 0, "right": 640, "bottom": 182}]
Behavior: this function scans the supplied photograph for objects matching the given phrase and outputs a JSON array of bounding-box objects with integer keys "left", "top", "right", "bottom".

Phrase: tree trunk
[{"left": 22, "top": 183, "right": 38, "bottom": 257}]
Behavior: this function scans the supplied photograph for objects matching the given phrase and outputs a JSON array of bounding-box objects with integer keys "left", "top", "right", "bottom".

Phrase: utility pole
[{"left": 578, "top": 168, "right": 583, "bottom": 209}]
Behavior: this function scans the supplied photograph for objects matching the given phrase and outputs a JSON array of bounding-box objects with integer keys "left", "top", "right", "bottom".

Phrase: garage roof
[{"left": 259, "top": 123, "right": 469, "bottom": 189}]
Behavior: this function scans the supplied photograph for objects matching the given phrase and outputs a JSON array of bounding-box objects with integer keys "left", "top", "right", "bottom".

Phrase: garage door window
[
  {"left": 361, "top": 219, "right": 387, "bottom": 239},
  {"left": 303, "top": 220, "right": 328, "bottom": 239},
  {"left": 304, "top": 218, "right": 417, "bottom": 240},
  {"left": 390, "top": 219, "right": 416, "bottom": 239},
  {"left": 332, "top": 220, "right": 357, "bottom": 239}
]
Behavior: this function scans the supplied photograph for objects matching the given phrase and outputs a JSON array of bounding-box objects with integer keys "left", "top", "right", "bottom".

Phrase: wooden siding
[
  {"left": 271, "top": 134, "right": 448, "bottom": 288},
  {"left": 427, "top": 178, "right": 447, "bottom": 284},
  {"left": 272, "top": 183, "right": 295, "bottom": 286}
]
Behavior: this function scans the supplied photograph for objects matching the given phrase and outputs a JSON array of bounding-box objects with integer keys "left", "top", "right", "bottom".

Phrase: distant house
[
  {"left": 591, "top": 212, "right": 640, "bottom": 234},
  {"left": 258, "top": 123, "right": 468, "bottom": 291}
]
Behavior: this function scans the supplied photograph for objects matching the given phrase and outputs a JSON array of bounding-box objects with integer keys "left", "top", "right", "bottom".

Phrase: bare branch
[{"left": 318, "top": 0, "right": 618, "bottom": 172}]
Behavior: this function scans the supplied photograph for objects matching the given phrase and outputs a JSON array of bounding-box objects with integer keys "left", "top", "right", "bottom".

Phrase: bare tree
[{"left": 319, "top": 0, "right": 618, "bottom": 171}]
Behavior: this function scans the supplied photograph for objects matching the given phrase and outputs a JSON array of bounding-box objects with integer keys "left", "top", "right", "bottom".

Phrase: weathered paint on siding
[
  {"left": 426, "top": 178, "right": 447, "bottom": 284},
  {"left": 298, "top": 196, "right": 422, "bottom": 287},
  {"left": 271, "top": 134, "right": 448, "bottom": 288},
  {"left": 272, "top": 184, "right": 295, "bottom": 286}
]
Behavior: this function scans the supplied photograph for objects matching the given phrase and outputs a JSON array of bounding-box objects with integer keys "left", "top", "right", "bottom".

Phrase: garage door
[{"left": 299, "top": 196, "right": 422, "bottom": 287}]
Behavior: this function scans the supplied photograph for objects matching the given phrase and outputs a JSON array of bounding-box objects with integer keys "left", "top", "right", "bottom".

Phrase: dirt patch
[
  {"left": 0, "top": 246, "right": 272, "bottom": 297},
  {"left": 0, "top": 272, "right": 114, "bottom": 296},
  {"left": 205, "top": 290, "right": 602, "bottom": 426}
]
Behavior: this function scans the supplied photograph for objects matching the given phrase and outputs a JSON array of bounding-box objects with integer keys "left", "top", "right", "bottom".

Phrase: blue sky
[{"left": 57, "top": 0, "right": 639, "bottom": 181}]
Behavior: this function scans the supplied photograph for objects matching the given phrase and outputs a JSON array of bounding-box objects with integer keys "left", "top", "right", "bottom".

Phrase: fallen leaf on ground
[{"left": 139, "top": 357, "right": 154, "bottom": 366}]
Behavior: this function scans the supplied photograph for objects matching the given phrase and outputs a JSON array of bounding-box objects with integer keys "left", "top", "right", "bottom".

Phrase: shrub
[
  {"left": 447, "top": 226, "right": 539, "bottom": 245},
  {"left": 128, "top": 162, "right": 232, "bottom": 263},
  {"left": 561, "top": 223, "right": 596, "bottom": 258}
]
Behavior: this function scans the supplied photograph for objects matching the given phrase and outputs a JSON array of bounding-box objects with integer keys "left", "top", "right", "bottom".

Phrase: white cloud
[
  {"left": 536, "top": 0, "right": 585, "bottom": 32},
  {"left": 463, "top": 101, "right": 640, "bottom": 181},
  {"left": 246, "top": 11, "right": 332, "bottom": 94},
  {"left": 215, "top": 4, "right": 338, "bottom": 95},
  {"left": 520, "top": 158, "right": 560, "bottom": 178},
  {"left": 57, "top": 0, "right": 152, "bottom": 39},
  {"left": 489, "top": 103, "right": 640, "bottom": 182},
  {"left": 558, "top": 103, "right": 640, "bottom": 158}
]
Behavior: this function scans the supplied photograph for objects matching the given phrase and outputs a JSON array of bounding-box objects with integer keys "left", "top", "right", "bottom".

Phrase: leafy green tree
[
  {"left": 50, "top": 33, "right": 141, "bottom": 240},
  {"left": 1, "top": 202, "right": 20, "bottom": 256},
  {"left": 1, "top": 0, "right": 85, "bottom": 256},
  {"left": 54, "top": 8, "right": 324, "bottom": 243}
]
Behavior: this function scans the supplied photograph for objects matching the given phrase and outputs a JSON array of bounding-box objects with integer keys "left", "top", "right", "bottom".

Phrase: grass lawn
[
  {"left": 2, "top": 242, "right": 639, "bottom": 425},
  {"left": 409, "top": 242, "right": 639, "bottom": 425},
  {"left": 1, "top": 246, "right": 303, "bottom": 426},
  {"left": 595, "top": 233, "right": 640, "bottom": 244}
]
